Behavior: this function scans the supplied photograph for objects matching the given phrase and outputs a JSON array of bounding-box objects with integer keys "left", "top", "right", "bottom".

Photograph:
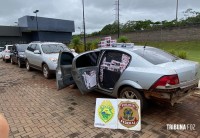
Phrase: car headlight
[
  {"left": 49, "top": 58, "right": 58, "bottom": 63},
  {"left": 19, "top": 54, "right": 24, "bottom": 57}
]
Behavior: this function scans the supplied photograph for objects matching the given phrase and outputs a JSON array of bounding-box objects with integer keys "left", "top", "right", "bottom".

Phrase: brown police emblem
[{"left": 118, "top": 101, "right": 139, "bottom": 128}]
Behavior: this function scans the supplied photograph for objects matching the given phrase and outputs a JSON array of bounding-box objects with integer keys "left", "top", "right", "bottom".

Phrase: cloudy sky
[{"left": 0, "top": 0, "right": 199, "bottom": 34}]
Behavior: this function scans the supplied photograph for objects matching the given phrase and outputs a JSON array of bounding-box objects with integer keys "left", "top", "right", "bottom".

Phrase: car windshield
[
  {"left": 133, "top": 47, "right": 179, "bottom": 65},
  {"left": 17, "top": 44, "right": 28, "bottom": 52},
  {"left": 41, "top": 44, "right": 70, "bottom": 54}
]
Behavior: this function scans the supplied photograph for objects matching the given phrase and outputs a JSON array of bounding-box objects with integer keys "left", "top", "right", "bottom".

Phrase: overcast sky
[{"left": 0, "top": 0, "right": 199, "bottom": 34}]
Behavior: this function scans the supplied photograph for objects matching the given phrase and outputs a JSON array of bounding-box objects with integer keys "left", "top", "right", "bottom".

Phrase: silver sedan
[{"left": 56, "top": 44, "right": 199, "bottom": 108}]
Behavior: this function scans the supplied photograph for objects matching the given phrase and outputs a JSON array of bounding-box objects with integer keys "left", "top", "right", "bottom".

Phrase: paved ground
[{"left": 0, "top": 60, "right": 200, "bottom": 138}]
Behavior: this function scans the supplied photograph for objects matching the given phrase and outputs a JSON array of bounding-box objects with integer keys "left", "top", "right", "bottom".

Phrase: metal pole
[
  {"left": 176, "top": 0, "right": 178, "bottom": 22},
  {"left": 36, "top": 12, "right": 38, "bottom": 31},
  {"left": 117, "top": 0, "right": 120, "bottom": 38},
  {"left": 33, "top": 10, "right": 39, "bottom": 40},
  {"left": 82, "top": 0, "right": 86, "bottom": 51}
]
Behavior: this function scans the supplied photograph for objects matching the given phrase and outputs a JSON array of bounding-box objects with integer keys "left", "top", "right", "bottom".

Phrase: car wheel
[
  {"left": 26, "top": 60, "right": 32, "bottom": 71},
  {"left": 5, "top": 59, "right": 8, "bottom": 63},
  {"left": 43, "top": 64, "right": 51, "bottom": 79},
  {"left": 11, "top": 58, "right": 14, "bottom": 64},
  {"left": 120, "top": 86, "right": 147, "bottom": 110},
  {"left": 18, "top": 58, "right": 22, "bottom": 68}
]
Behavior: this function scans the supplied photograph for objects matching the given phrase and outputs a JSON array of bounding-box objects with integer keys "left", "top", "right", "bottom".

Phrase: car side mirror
[{"left": 34, "top": 50, "right": 41, "bottom": 54}]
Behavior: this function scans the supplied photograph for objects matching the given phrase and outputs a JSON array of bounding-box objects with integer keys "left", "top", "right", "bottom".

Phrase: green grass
[{"left": 135, "top": 41, "right": 200, "bottom": 63}]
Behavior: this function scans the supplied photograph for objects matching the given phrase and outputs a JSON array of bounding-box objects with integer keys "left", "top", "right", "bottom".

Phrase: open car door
[
  {"left": 71, "top": 51, "right": 100, "bottom": 94},
  {"left": 56, "top": 51, "right": 75, "bottom": 90}
]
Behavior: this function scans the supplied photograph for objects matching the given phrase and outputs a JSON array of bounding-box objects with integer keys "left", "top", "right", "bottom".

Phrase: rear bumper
[
  {"left": 4, "top": 55, "right": 11, "bottom": 59},
  {"left": 144, "top": 82, "right": 198, "bottom": 106}
]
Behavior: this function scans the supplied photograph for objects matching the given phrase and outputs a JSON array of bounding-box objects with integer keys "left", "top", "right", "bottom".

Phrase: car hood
[
  {"left": 157, "top": 59, "right": 200, "bottom": 83},
  {"left": 43, "top": 53, "right": 59, "bottom": 59},
  {"left": 18, "top": 52, "right": 25, "bottom": 55}
]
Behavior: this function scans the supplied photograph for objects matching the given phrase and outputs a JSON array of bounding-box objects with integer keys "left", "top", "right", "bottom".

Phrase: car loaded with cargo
[{"left": 56, "top": 43, "right": 200, "bottom": 109}]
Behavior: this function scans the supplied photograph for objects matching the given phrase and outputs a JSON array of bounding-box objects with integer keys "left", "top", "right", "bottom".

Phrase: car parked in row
[
  {"left": 2, "top": 45, "right": 13, "bottom": 62},
  {"left": 25, "top": 41, "right": 77, "bottom": 79},
  {"left": 56, "top": 43, "right": 200, "bottom": 108},
  {"left": 10, "top": 44, "right": 29, "bottom": 68},
  {"left": 0, "top": 47, "right": 4, "bottom": 59}
]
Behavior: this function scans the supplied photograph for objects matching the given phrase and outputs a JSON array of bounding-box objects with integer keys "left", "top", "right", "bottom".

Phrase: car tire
[
  {"left": 43, "top": 64, "right": 51, "bottom": 79},
  {"left": 18, "top": 58, "right": 22, "bottom": 68},
  {"left": 5, "top": 59, "right": 8, "bottom": 63},
  {"left": 26, "top": 60, "right": 32, "bottom": 71},
  {"left": 11, "top": 58, "right": 14, "bottom": 64},
  {"left": 119, "top": 86, "right": 147, "bottom": 110}
]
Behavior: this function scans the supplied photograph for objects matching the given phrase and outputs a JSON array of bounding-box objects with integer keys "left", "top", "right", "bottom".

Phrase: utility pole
[
  {"left": 82, "top": 0, "right": 86, "bottom": 51},
  {"left": 176, "top": 0, "right": 178, "bottom": 22},
  {"left": 33, "top": 10, "right": 39, "bottom": 31},
  {"left": 117, "top": 0, "right": 120, "bottom": 38}
]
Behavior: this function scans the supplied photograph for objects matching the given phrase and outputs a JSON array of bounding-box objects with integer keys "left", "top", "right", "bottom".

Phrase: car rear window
[
  {"left": 41, "top": 44, "right": 70, "bottom": 54},
  {"left": 8, "top": 46, "right": 12, "bottom": 50},
  {"left": 133, "top": 47, "right": 178, "bottom": 65}
]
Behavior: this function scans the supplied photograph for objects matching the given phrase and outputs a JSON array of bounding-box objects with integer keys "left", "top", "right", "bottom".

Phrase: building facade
[{"left": 0, "top": 16, "right": 75, "bottom": 47}]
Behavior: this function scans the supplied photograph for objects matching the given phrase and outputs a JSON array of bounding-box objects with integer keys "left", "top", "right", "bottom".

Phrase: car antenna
[
  {"left": 144, "top": 42, "right": 147, "bottom": 49},
  {"left": 142, "top": 42, "right": 147, "bottom": 56}
]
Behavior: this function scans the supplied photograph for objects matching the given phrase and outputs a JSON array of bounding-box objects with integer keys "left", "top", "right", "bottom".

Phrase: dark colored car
[{"left": 10, "top": 44, "right": 29, "bottom": 68}]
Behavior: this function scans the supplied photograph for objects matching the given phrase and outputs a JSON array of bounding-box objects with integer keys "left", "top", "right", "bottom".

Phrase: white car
[
  {"left": 25, "top": 42, "right": 78, "bottom": 79},
  {"left": 0, "top": 47, "right": 4, "bottom": 59},
  {"left": 2, "top": 45, "right": 13, "bottom": 62}
]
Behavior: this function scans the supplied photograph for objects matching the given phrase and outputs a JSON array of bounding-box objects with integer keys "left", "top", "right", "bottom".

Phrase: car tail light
[{"left": 151, "top": 75, "right": 179, "bottom": 89}]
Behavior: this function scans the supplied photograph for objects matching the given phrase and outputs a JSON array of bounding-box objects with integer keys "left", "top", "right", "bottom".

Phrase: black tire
[
  {"left": 11, "top": 57, "right": 14, "bottom": 64},
  {"left": 26, "top": 60, "right": 32, "bottom": 71},
  {"left": 5, "top": 59, "right": 8, "bottom": 63},
  {"left": 119, "top": 86, "right": 147, "bottom": 110},
  {"left": 43, "top": 64, "right": 51, "bottom": 79},
  {"left": 18, "top": 58, "right": 22, "bottom": 68}
]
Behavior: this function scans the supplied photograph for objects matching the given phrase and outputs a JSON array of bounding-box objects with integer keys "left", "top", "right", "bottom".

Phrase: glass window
[
  {"left": 41, "top": 44, "right": 70, "bottom": 54},
  {"left": 35, "top": 45, "right": 40, "bottom": 51},
  {"left": 8, "top": 46, "right": 12, "bottom": 50},
  {"left": 27, "top": 44, "right": 36, "bottom": 52},
  {"left": 60, "top": 52, "right": 74, "bottom": 65},
  {"left": 0, "top": 47, "right": 4, "bottom": 52},
  {"left": 76, "top": 52, "right": 100, "bottom": 68},
  {"left": 16, "top": 44, "right": 28, "bottom": 52},
  {"left": 133, "top": 47, "right": 179, "bottom": 65}
]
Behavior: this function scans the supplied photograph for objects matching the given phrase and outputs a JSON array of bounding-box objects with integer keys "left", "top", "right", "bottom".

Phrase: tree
[{"left": 69, "top": 36, "right": 84, "bottom": 53}]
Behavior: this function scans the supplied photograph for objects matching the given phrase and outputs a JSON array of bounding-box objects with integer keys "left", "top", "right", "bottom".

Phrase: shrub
[
  {"left": 87, "top": 39, "right": 100, "bottom": 50},
  {"left": 177, "top": 51, "right": 187, "bottom": 59},
  {"left": 117, "top": 36, "right": 130, "bottom": 43},
  {"left": 168, "top": 49, "right": 176, "bottom": 55},
  {"left": 69, "top": 36, "right": 85, "bottom": 53}
]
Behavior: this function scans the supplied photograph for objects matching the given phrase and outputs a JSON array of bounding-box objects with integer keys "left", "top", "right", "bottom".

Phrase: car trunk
[{"left": 157, "top": 59, "right": 199, "bottom": 84}]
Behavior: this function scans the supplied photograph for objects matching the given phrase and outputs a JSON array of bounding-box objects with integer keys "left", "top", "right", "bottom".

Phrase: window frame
[{"left": 75, "top": 51, "right": 101, "bottom": 69}]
